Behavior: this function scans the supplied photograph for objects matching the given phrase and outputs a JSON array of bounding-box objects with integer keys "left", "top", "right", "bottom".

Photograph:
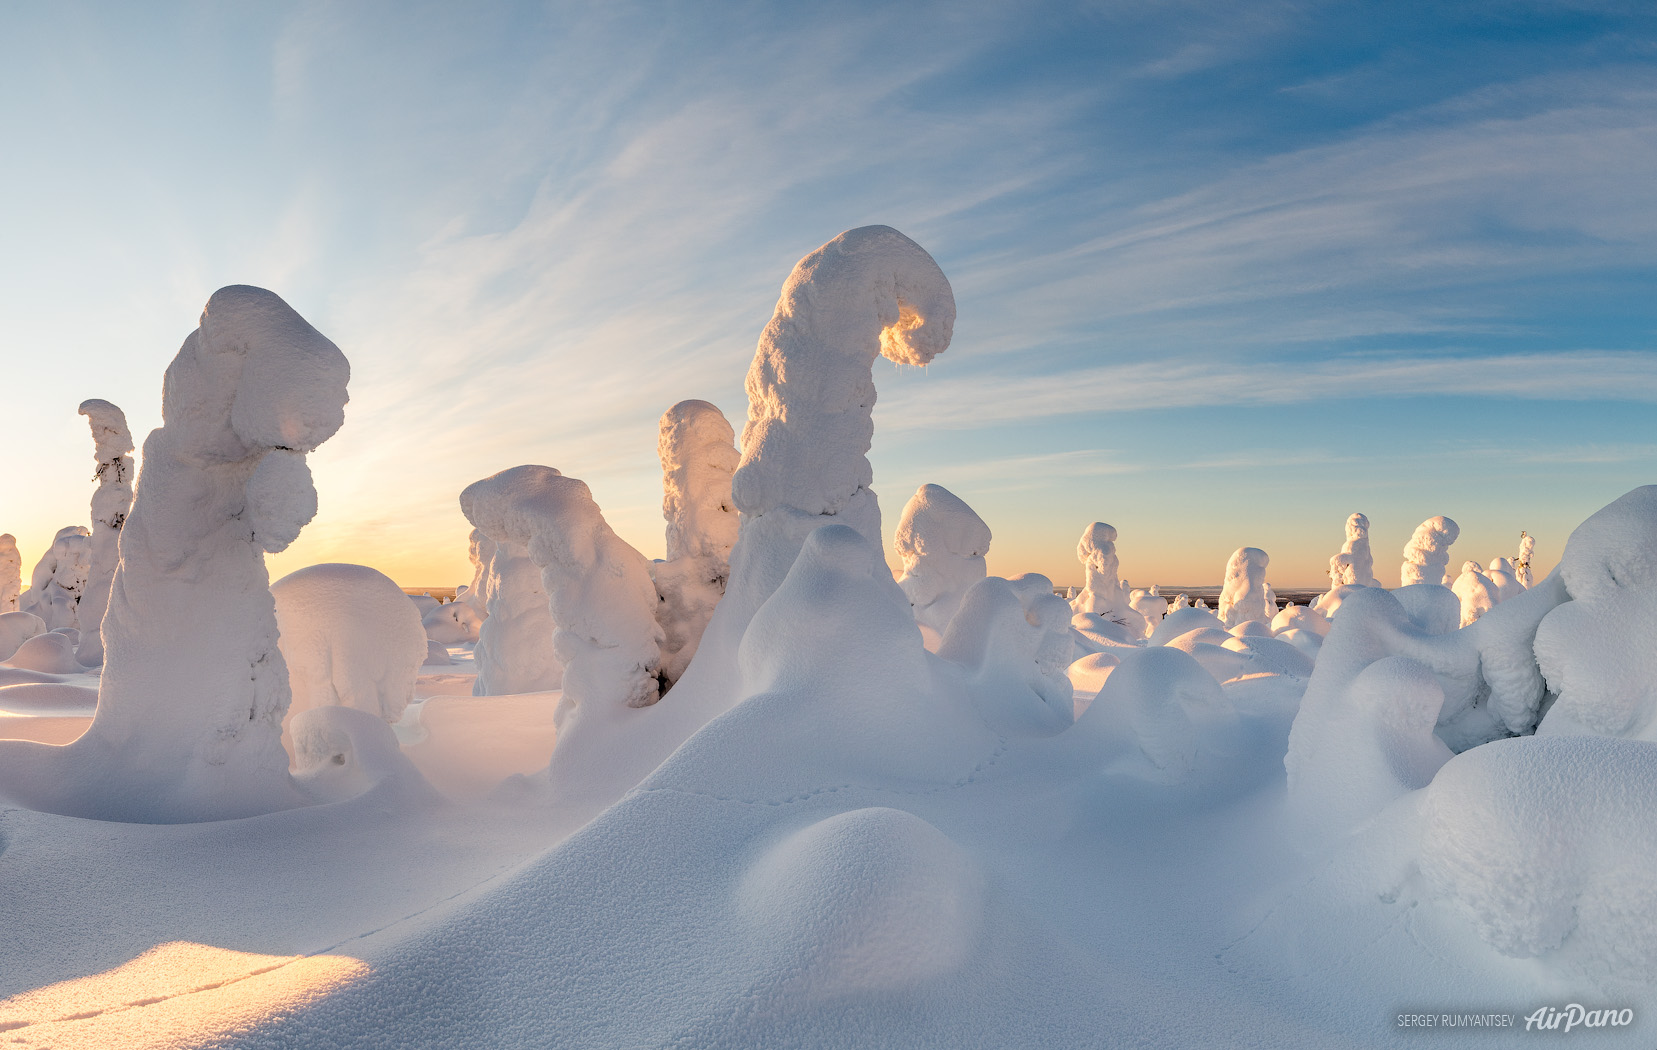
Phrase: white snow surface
[{"left": 895, "top": 483, "right": 991, "bottom": 638}]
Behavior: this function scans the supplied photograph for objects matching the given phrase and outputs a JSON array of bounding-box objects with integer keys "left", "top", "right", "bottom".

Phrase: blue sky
[{"left": 2, "top": 0, "right": 1654, "bottom": 588}]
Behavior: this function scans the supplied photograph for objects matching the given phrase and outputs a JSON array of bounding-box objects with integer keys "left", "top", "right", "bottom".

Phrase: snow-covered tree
[
  {"left": 0, "top": 534, "right": 19, "bottom": 613},
  {"left": 74, "top": 399, "right": 134, "bottom": 666},
  {"left": 1218, "top": 547, "right": 1272, "bottom": 628},
  {"left": 652, "top": 400, "right": 739, "bottom": 688},
  {"left": 1515, "top": 531, "right": 1536, "bottom": 589},
  {"left": 1401, "top": 516, "right": 1460, "bottom": 587},
  {"left": 1070, "top": 522, "right": 1146, "bottom": 635}
]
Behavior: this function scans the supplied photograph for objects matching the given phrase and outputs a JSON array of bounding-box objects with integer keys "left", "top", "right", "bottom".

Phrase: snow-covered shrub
[
  {"left": 1218, "top": 547, "right": 1271, "bottom": 628},
  {"left": 1272, "top": 602, "right": 1328, "bottom": 638},
  {"left": 461, "top": 464, "right": 664, "bottom": 727},
  {"left": 74, "top": 399, "right": 134, "bottom": 666},
  {"left": 1450, "top": 561, "right": 1497, "bottom": 627},
  {"left": 423, "top": 598, "right": 481, "bottom": 645},
  {"left": 18, "top": 526, "right": 90, "bottom": 631},
  {"left": 894, "top": 483, "right": 990, "bottom": 641},
  {"left": 272, "top": 563, "right": 428, "bottom": 730},
  {"left": 652, "top": 399, "right": 739, "bottom": 688},
  {"left": 1400, "top": 515, "right": 1459, "bottom": 587},
  {"left": 0, "top": 534, "right": 20, "bottom": 613},
  {"left": 1069, "top": 523, "right": 1147, "bottom": 636}
]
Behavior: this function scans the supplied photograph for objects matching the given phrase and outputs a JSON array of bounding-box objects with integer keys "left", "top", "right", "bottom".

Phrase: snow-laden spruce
[
  {"left": 1218, "top": 547, "right": 1272, "bottom": 628},
  {"left": 1450, "top": 561, "right": 1497, "bottom": 627},
  {"left": 272, "top": 562, "right": 427, "bottom": 731},
  {"left": 1069, "top": 522, "right": 1146, "bottom": 636},
  {"left": 1515, "top": 530, "right": 1536, "bottom": 588},
  {"left": 0, "top": 533, "right": 19, "bottom": 613},
  {"left": 18, "top": 525, "right": 91, "bottom": 631},
  {"left": 1339, "top": 512, "right": 1380, "bottom": 588},
  {"left": 1400, "top": 515, "right": 1459, "bottom": 587},
  {"left": 73, "top": 399, "right": 134, "bottom": 666},
  {"left": 652, "top": 399, "right": 739, "bottom": 688},
  {"left": 0, "top": 286, "right": 351, "bottom": 822},
  {"left": 461, "top": 464, "right": 664, "bottom": 727},
  {"left": 894, "top": 483, "right": 991, "bottom": 643}
]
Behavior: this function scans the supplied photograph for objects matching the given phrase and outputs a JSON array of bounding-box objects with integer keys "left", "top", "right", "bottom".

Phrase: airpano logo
[{"left": 1523, "top": 1004, "right": 1634, "bottom": 1033}]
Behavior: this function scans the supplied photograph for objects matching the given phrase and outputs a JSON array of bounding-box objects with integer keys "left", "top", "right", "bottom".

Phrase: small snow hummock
[
  {"left": 73, "top": 398, "right": 135, "bottom": 666},
  {"left": 0, "top": 609, "right": 46, "bottom": 663},
  {"left": 461, "top": 465, "right": 664, "bottom": 726},
  {"left": 1400, "top": 515, "right": 1460, "bottom": 587},
  {"left": 652, "top": 399, "right": 739, "bottom": 689},
  {"left": 1069, "top": 523, "right": 1147, "bottom": 637},
  {"left": 0, "top": 534, "right": 20, "bottom": 613},
  {"left": 272, "top": 563, "right": 428, "bottom": 732},
  {"left": 1217, "top": 547, "right": 1272, "bottom": 629},
  {"left": 18, "top": 526, "right": 91, "bottom": 631},
  {"left": 894, "top": 483, "right": 991, "bottom": 642},
  {"left": 0, "top": 285, "right": 350, "bottom": 822},
  {"left": 938, "top": 573, "right": 1074, "bottom": 735}
]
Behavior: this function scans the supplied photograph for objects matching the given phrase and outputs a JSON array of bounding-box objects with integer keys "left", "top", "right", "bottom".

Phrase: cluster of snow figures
[{"left": 7, "top": 223, "right": 1657, "bottom": 1050}]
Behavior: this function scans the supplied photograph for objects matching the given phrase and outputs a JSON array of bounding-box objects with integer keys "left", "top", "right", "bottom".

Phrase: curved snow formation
[
  {"left": 1069, "top": 522, "right": 1146, "bottom": 636},
  {"left": 653, "top": 400, "right": 739, "bottom": 688},
  {"left": 0, "top": 534, "right": 20, "bottom": 613},
  {"left": 74, "top": 399, "right": 135, "bottom": 666},
  {"left": 895, "top": 483, "right": 991, "bottom": 638},
  {"left": 1218, "top": 547, "right": 1271, "bottom": 628},
  {"left": 0, "top": 286, "right": 349, "bottom": 823},
  {"left": 721, "top": 224, "right": 955, "bottom": 644},
  {"left": 1400, "top": 515, "right": 1459, "bottom": 587},
  {"left": 461, "top": 465, "right": 664, "bottom": 724},
  {"left": 272, "top": 563, "right": 428, "bottom": 730}
]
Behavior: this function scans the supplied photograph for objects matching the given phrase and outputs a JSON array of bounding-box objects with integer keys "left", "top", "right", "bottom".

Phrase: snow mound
[
  {"left": 1536, "top": 485, "right": 1657, "bottom": 740},
  {"left": 1271, "top": 603, "right": 1328, "bottom": 637},
  {"left": 1148, "top": 606, "right": 1225, "bottom": 646},
  {"left": 938, "top": 573, "right": 1074, "bottom": 735},
  {"left": 735, "top": 806, "right": 985, "bottom": 1000},
  {"left": 5, "top": 631, "right": 81, "bottom": 674},
  {"left": 1075, "top": 645, "right": 1236, "bottom": 780},
  {"left": 1450, "top": 561, "right": 1497, "bottom": 627},
  {"left": 272, "top": 563, "right": 428, "bottom": 731},
  {"left": 0, "top": 610, "right": 46, "bottom": 663},
  {"left": 895, "top": 483, "right": 991, "bottom": 639},
  {"left": 423, "top": 639, "right": 453, "bottom": 666},
  {"left": 289, "top": 704, "right": 437, "bottom": 805},
  {"left": 1420, "top": 735, "right": 1657, "bottom": 975},
  {"left": 422, "top": 599, "right": 481, "bottom": 645}
]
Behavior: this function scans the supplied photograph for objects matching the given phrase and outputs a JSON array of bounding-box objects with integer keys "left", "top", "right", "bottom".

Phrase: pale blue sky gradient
[{"left": 2, "top": 1, "right": 1655, "bottom": 588}]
